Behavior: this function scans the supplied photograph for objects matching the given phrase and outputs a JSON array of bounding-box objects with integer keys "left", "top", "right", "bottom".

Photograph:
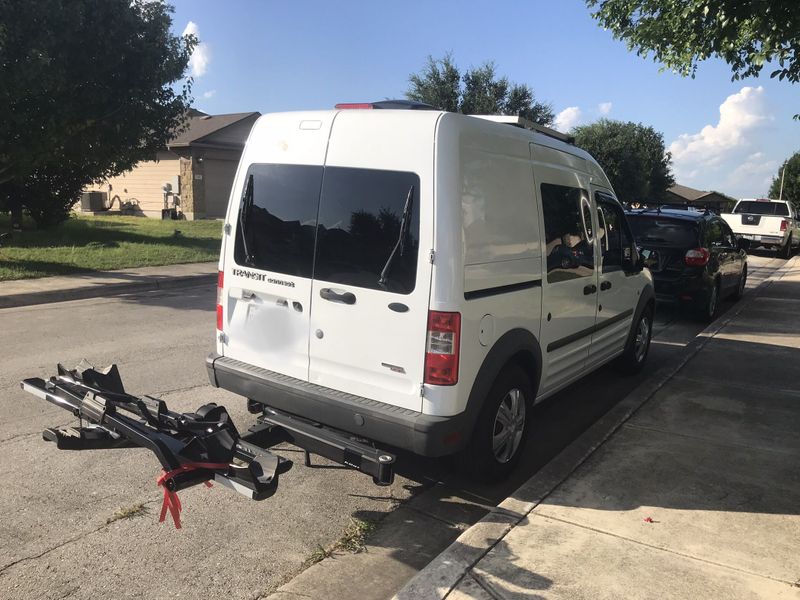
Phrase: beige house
[{"left": 85, "top": 110, "right": 260, "bottom": 219}]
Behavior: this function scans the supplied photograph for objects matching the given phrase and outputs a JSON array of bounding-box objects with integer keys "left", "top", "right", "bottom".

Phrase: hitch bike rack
[{"left": 21, "top": 362, "right": 396, "bottom": 527}]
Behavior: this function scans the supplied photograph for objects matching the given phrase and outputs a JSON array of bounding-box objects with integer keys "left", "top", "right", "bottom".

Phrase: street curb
[
  {"left": 0, "top": 272, "right": 216, "bottom": 309},
  {"left": 394, "top": 255, "right": 798, "bottom": 600}
]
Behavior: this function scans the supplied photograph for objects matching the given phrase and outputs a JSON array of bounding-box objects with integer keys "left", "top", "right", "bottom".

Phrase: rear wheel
[
  {"left": 614, "top": 306, "right": 653, "bottom": 374},
  {"left": 732, "top": 265, "right": 747, "bottom": 300},
  {"left": 779, "top": 235, "right": 792, "bottom": 259},
  {"left": 700, "top": 280, "right": 720, "bottom": 322},
  {"left": 457, "top": 365, "right": 533, "bottom": 482}
]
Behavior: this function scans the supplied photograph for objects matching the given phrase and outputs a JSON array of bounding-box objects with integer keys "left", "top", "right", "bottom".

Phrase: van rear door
[
  {"left": 307, "top": 112, "right": 435, "bottom": 412},
  {"left": 221, "top": 113, "right": 332, "bottom": 381}
]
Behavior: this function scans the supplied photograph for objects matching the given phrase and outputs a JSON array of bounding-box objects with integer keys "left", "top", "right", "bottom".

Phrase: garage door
[{"left": 203, "top": 158, "right": 239, "bottom": 218}]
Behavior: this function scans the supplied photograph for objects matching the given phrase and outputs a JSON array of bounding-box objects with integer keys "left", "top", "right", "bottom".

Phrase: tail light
[
  {"left": 780, "top": 219, "right": 788, "bottom": 231},
  {"left": 216, "top": 271, "right": 224, "bottom": 331},
  {"left": 334, "top": 103, "right": 374, "bottom": 109},
  {"left": 424, "top": 311, "right": 461, "bottom": 386},
  {"left": 684, "top": 248, "right": 710, "bottom": 267}
]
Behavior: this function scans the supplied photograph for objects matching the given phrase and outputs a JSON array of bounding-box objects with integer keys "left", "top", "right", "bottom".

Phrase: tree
[
  {"left": 572, "top": 119, "right": 675, "bottom": 205},
  {"left": 586, "top": 1, "right": 800, "bottom": 115},
  {"left": 407, "top": 54, "right": 554, "bottom": 125},
  {"left": 769, "top": 151, "right": 800, "bottom": 207},
  {"left": 0, "top": 0, "right": 195, "bottom": 227}
]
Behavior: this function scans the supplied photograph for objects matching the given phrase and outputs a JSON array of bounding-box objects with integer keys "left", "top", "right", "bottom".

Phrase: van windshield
[
  {"left": 733, "top": 201, "right": 789, "bottom": 216},
  {"left": 234, "top": 164, "right": 420, "bottom": 294}
]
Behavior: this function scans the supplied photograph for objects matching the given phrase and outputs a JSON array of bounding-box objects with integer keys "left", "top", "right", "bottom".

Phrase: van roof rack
[
  {"left": 470, "top": 115, "right": 575, "bottom": 145},
  {"left": 335, "top": 100, "right": 437, "bottom": 110}
]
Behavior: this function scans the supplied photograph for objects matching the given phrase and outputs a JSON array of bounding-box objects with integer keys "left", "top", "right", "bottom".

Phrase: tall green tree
[
  {"left": 769, "top": 151, "right": 800, "bottom": 207},
  {"left": 407, "top": 54, "right": 554, "bottom": 125},
  {"left": 572, "top": 119, "right": 675, "bottom": 205},
  {"left": 0, "top": 0, "right": 196, "bottom": 227},
  {"left": 586, "top": 1, "right": 800, "bottom": 115}
]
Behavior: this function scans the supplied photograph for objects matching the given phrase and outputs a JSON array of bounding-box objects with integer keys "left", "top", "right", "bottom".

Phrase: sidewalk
[
  {"left": 398, "top": 255, "right": 800, "bottom": 600},
  {"left": 0, "top": 262, "right": 217, "bottom": 309}
]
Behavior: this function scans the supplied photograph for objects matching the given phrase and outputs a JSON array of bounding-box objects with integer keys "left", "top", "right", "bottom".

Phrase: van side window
[
  {"left": 314, "top": 167, "right": 420, "bottom": 294},
  {"left": 234, "top": 164, "right": 323, "bottom": 277},
  {"left": 595, "top": 193, "right": 633, "bottom": 272},
  {"left": 541, "top": 183, "right": 594, "bottom": 283}
]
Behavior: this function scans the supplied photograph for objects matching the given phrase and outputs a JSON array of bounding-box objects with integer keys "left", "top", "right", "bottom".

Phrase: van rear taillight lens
[
  {"left": 780, "top": 219, "right": 788, "bottom": 231},
  {"left": 216, "top": 271, "right": 224, "bottom": 331},
  {"left": 424, "top": 311, "right": 461, "bottom": 386},
  {"left": 684, "top": 248, "right": 710, "bottom": 266}
]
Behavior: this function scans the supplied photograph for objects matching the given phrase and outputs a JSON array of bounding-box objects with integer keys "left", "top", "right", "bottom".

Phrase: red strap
[{"left": 156, "top": 462, "right": 229, "bottom": 529}]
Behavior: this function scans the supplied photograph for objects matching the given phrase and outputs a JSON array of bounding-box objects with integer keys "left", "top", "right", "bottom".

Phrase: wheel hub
[{"left": 492, "top": 388, "right": 526, "bottom": 464}]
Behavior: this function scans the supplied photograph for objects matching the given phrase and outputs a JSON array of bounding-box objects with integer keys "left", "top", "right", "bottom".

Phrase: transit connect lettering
[{"left": 231, "top": 268, "right": 295, "bottom": 288}]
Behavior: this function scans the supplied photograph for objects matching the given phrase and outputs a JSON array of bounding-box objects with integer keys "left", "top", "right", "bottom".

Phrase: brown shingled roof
[
  {"left": 667, "top": 184, "right": 708, "bottom": 202},
  {"left": 168, "top": 111, "right": 260, "bottom": 147}
]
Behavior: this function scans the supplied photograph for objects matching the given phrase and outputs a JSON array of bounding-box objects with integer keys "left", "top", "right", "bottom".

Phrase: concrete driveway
[{"left": 0, "top": 253, "right": 785, "bottom": 600}]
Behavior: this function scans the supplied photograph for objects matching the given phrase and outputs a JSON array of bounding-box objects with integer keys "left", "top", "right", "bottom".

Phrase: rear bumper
[
  {"left": 652, "top": 272, "right": 708, "bottom": 304},
  {"left": 206, "top": 353, "right": 467, "bottom": 457},
  {"left": 737, "top": 233, "right": 785, "bottom": 246}
]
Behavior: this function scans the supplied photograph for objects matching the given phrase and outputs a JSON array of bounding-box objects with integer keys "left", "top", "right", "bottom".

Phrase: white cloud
[
  {"left": 667, "top": 86, "right": 778, "bottom": 198},
  {"left": 554, "top": 106, "right": 582, "bottom": 132},
  {"left": 669, "top": 86, "right": 768, "bottom": 170},
  {"left": 202, "top": 89, "right": 217, "bottom": 99},
  {"left": 182, "top": 21, "right": 210, "bottom": 78},
  {"left": 728, "top": 153, "right": 779, "bottom": 193},
  {"left": 598, "top": 102, "right": 612, "bottom": 115}
]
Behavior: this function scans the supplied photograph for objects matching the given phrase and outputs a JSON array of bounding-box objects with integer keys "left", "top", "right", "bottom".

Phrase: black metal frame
[{"left": 20, "top": 363, "right": 395, "bottom": 507}]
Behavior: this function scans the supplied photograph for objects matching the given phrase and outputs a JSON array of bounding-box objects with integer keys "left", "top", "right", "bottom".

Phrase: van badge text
[{"left": 232, "top": 268, "right": 295, "bottom": 288}]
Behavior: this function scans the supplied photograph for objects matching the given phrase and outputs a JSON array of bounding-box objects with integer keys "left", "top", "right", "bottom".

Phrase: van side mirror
[
  {"left": 737, "top": 237, "right": 751, "bottom": 251},
  {"left": 622, "top": 245, "right": 643, "bottom": 272}
]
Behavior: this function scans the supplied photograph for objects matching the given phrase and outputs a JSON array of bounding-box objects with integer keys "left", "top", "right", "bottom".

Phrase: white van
[{"left": 206, "top": 103, "right": 655, "bottom": 480}]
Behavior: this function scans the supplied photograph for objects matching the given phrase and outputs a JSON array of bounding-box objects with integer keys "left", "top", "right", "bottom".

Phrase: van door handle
[
  {"left": 583, "top": 284, "right": 597, "bottom": 295},
  {"left": 241, "top": 290, "right": 256, "bottom": 300},
  {"left": 320, "top": 288, "right": 356, "bottom": 305},
  {"left": 600, "top": 281, "right": 612, "bottom": 291}
]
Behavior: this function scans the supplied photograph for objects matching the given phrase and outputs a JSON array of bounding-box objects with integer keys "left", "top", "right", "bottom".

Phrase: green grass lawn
[{"left": 0, "top": 214, "right": 222, "bottom": 281}]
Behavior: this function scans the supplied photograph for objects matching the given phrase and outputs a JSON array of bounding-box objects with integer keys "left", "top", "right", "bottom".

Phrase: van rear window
[
  {"left": 733, "top": 201, "right": 789, "bottom": 216},
  {"left": 234, "top": 164, "right": 420, "bottom": 294},
  {"left": 234, "top": 164, "right": 323, "bottom": 277},
  {"left": 315, "top": 168, "right": 420, "bottom": 294}
]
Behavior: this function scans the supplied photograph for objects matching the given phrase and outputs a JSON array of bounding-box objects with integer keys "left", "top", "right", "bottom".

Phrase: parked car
[
  {"left": 206, "top": 103, "right": 655, "bottom": 481},
  {"left": 721, "top": 198, "right": 800, "bottom": 258},
  {"left": 627, "top": 208, "right": 748, "bottom": 321}
]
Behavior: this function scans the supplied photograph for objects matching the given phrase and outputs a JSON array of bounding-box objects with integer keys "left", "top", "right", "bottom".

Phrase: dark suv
[{"left": 626, "top": 208, "right": 748, "bottom": 321}]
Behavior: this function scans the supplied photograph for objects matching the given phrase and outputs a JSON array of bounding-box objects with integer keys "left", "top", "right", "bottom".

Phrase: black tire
[
  {"left": 732, "top": 265, "right": 747, "bottom": 300},
  {"left": 614, "top": 305, "right": 653, "bottom": 375},
  {"left": 700, "top": 280, "right": 720, "bottom": 322},
  {"left": 457, "top": 364, "right": 534, "bottom": 482},
  {"left": 778, "top": 236, "right": 792, "bottom": 259}
]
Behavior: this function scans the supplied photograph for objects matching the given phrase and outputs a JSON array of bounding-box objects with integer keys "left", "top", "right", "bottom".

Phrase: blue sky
[{"left": 171, "top": 0, "right": 799, "bottom": 199}]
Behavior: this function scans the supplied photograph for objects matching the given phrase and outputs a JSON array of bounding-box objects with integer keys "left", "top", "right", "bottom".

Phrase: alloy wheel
[
  {"left": 707, "top": 285, "right": 718, "bottom": 319},
  {"left": 492, "top": 388, "right": 526, "bottom": 464},
  {"left": 634, "top": 314, "right": 651, "bottom": 363}
]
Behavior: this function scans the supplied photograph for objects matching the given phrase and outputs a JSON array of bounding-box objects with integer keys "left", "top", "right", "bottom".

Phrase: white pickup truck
[{"left": 722, "top": 198, "right": 800, "bottom": 258}]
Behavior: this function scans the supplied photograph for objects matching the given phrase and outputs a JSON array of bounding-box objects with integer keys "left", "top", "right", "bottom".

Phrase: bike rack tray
[{"left": 20, "top": 362, "right": 396, "bottom": 526}]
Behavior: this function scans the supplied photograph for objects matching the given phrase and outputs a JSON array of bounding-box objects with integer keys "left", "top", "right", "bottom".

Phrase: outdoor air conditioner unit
[{"left": 80, "top": 191, "right": 107, "bottom": 212}]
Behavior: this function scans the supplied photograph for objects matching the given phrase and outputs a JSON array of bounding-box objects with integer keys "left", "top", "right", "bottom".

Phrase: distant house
[
  {"left": 84, "top": 110, "right": 260, "bottom": 219},
  {"left": 663, "top": 184, "right": 738, "bottom": 212}
]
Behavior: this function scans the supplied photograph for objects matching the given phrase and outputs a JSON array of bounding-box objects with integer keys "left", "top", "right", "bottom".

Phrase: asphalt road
[{"left": 0, "top": 252, "right": 785, "bottom": 600}]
